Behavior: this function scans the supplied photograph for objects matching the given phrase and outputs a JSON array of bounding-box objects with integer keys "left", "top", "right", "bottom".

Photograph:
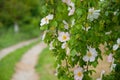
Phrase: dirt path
[
  {"left": 11, "top": 42, "right": 46, "bottom": 80},
  {"left": 0, "top": 38, "right": 37, "bottom": 60}
]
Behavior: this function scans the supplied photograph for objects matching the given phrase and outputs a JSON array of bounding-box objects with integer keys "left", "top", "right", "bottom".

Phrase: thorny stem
[
  {"left": 65, "top": 57, "right": 69, "bottom": 72},
  {"left": 87, "top": 61, "right": 89, "bottom": 71},
  {"left": 53, "top": 0, "right": 58, "bottom": 37}
]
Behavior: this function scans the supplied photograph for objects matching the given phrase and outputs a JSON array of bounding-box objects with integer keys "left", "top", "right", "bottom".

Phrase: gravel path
[
  {"left": 0, "top": 39, "right": 37, "bottom": 60},
  {"left": 11, "top": 42, "right": 46, "bottom": 80}
]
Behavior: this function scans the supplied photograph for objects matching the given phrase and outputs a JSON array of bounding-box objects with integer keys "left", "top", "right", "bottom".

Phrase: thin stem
[
  {"left": 87, "top": 61, "right": 89, "bottom": 71},
  {"left": 65, "top": 57, "right": 69, "bottom": 71}
]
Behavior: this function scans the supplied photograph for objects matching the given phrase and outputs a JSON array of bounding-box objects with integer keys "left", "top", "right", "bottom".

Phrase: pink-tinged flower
[
  {"left": 40, "top": 14, "right": 54, "bottom": 26},
  {"left": 74, "top": 67, "right": 83, "bottom": 80},
  {"left": 107, "top": 53, "right": 113, "bottom": 63},
  {"left": 68, "top": 2, "right": 75, "bottom": 16},
  {"left": 58, "top": 32, "right": 70, "bottom": 42},
  {"left": 83, "top": 46, "right": 98, "bottom": 62},
  {"left": 87, "top": 8, "right": 100, "bottom": 21}
]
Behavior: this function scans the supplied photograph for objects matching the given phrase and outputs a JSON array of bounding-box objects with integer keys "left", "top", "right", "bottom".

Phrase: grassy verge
[
  {"left": 36, "top": 48, "right": 58, "bottom": 80},
  {"left": 0, "top": 26, "right": 40, "bottom": 50},
  {"left": 0, "top": 40, "right": 38, "bottom": 80}
]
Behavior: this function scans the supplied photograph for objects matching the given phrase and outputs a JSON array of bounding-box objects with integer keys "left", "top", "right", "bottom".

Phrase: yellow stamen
[
  {"left": 62, "top": 35, "right": 67, "bottom": 40},
  {"left": 89, "top": 11, "right": 93, "bottom": 15},
  {"left": 87, "top": 52, "right": 92, "bottom": 57},
  {"left": 45, "top": 17, "right": 48, "bottom": 22},
  {"left": 77, "top": 72, "right": 82, "bottom": 77}
]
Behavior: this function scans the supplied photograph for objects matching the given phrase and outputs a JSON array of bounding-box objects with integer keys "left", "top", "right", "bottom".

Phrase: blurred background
[
  {"left": 0, "top": 0, "right": 47, "bottom": 49},
  {"left": 0, "top": 0, "right": 58, "bottom": 80}
]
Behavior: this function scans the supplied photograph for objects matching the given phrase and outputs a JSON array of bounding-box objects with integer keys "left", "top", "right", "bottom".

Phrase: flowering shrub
[{"left": 40, "top": 0, "right": 120, "bottom": 80}]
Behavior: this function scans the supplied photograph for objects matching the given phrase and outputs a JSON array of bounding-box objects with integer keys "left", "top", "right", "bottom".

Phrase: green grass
[
  {"left": 0, "top": 40, "right": 38, "bottom": 80},
  {"left": 0, "top": 26, "right": 40, "bottom": 50},
  {"left": 36, "top": 48, "right": 58, "bottom": 80}
]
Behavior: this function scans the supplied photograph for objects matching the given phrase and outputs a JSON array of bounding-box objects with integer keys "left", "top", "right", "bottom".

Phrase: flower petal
[
  {"left": 113, "top": 44, "right": 119, "bottom": 51},
  {"left": 83, "top": 56, "right": 89, "bottom": 62},
  {"left": 89, "top": 56, "right": 95, "bottom": 62},
  {"left": 47, "top": 14, "right": 54, "bottom": 20},
  {"left": 107, "top": 53, "right": 113, "bottom": 63},
  {"left": 117, "top": 38, "right": 120, "bottom": 44},
  {"left": 62, "top": 42, "right": 67, "bottom": 49}
]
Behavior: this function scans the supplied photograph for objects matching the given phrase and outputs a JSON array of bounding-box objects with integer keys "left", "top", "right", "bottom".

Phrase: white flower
[
  {"left": 110, "top": 63, "right": 116, "bottom": 72},
  {"left": 107, "top": 53, "right": 113, "bottom": 63},
  {"left": 105, "top": 31, "right": 112, "bottom": 35},
  {"left": 110, "top": 58, "right": 116, "bottom": 71},
  {"left": 74, "top": 67, "right": 83, "bottom": 80},
  {"left": 113, "top": 44, "right": 119, "bottom": 51},
  {"left": 58, "top": 32, "right": 70, "bottom": 42},
  {"left": 114, "top": 11, "right": 117, "bottom": 15},
  {"left": 62, "top": 0, "right": 71, "bottom": 5},
  {"left": 68, "top": 2, "right": 75, "bottom": 16},
  {"left": 100, "top": 0, "right": 104, "bottom": 2},
  {"left": 62, "top": 0, "right": 75, "bottom": 16},
  {"left": 82, "top": 26, "right": 91, "bottom": 31},
  {"left": 87, "top": 8, "right": 100, "bottom": 21},
  {"left": 49, "top": 40, "right": 55, "bottom": 50},
  {"left": 42, "top": 30, "right": 47, "bottom": 40},
  {"left": 62, "top": 42, "right": 67, "bottom": 49},
  {"left": 83, "top": 46, "right": 98, "bottom": 62},
  {"left": 113, "top": 38, "right": 120, "bottom": 51},
  {"left": 40, "top": 14, "right": 54, "bottom": 26},
  {"left": 117, "top": 38, "right": 120, "bottom": 44},
  {"left": 113, "top": 9, "right": 119, "bottom": 15},
  {"left": 63, "top": 20, "right": 69, "bottom": 29}
]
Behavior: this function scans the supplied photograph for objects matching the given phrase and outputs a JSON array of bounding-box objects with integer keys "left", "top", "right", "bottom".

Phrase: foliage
[
  {"left": 36, "top": 47, "right": 58, "bottom": 80},
  {"left": 0, "top": 40, "right": 38, "bottom": 80},
  {"left": 40, "top": 0, "right": 120, "bottom": 80},
  {"left": 0, "top": 0, "right": 41, "bottom": 27}
]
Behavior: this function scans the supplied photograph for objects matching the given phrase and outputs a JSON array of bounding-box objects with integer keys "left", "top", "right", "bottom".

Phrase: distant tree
[{"left": 0, "top": 0, "right": 41, "bottom": 31}]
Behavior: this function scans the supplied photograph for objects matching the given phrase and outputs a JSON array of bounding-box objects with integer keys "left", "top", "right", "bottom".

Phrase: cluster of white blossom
[
  {"left": 39, "top": 0, "right": 119, "bottom": 80},
  {"left": 87, "top": 8, "right": 100, "bottom": 21},
  {"left": 62, "top": 0, "right": 75, "bottom": 16},
  {"left": 58, "top": 32, "right": 70, "bottom": 55}
]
